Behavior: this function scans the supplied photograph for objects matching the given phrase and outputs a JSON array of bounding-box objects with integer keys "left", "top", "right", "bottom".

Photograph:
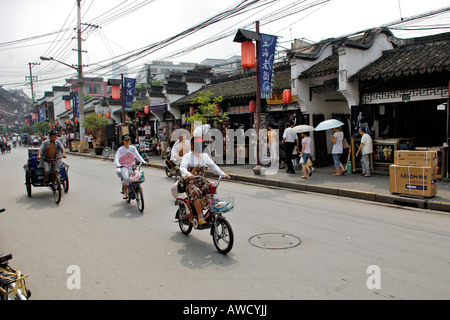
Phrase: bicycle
[
  {"left": 0, "top": 209, "right": 31, "bottom": 300},
  {"left": 102, "top": 142, "right": 116, "bottom": 161},
  {"left": 24, "top": 156, "right": 68, "bottom": 204},
  {"left": 120, "top": 163, "right": 145, "bottom": 213}
]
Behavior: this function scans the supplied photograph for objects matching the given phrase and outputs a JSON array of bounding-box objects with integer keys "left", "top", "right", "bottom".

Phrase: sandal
[
  {"left": 198, "top": 218, "right": 207, "bottom": 225},
  {"left": 332, "top": 173, "right": 341, "bottom": 176},
  {"left": 301, "top": 176, "right": 307, "bottom": 179}
]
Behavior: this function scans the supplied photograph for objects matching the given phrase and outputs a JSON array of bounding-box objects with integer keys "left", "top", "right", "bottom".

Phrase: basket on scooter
[{"left": 209, "top": 194, "right": 234, "bottom": 214}]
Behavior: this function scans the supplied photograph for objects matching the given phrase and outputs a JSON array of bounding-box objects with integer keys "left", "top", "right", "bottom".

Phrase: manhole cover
[{"left": 249, "top": 233, "right": 301, "bottom": 249}]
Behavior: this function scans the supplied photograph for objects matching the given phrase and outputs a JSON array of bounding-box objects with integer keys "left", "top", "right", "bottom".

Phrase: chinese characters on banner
[
  {"left": 74, "top": 93, "right": 79, "bottom": 118},
  {"left": 124, "top": 77, "right": 136, "bottom": 110},
  {"left": 260, "top": 33, "right": 277, "bottom": 99},
  {"left": 38, "top": 108, "right": 45, "bottom": 122}
]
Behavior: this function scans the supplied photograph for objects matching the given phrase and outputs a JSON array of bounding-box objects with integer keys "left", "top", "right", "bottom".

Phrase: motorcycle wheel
[
  {"left": 177, "top": 208, "right": 192, "bottom": 235},
  {"left": 165, "top": 166, "right": 173, "bottom": 177},
  {"left": 212, "top": 218, "right": 234, "bottom": 254}
]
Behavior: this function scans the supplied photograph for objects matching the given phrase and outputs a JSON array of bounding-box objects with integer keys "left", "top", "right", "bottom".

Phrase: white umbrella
[
  {"left": 193, "top": 124, "right": 211, "bottom": 137},
  {"left": 314, "top": 119, "right": 344, "bottom": 131},
  {"left": 291, "top": 125, "right": 315, "bottom": 133}
]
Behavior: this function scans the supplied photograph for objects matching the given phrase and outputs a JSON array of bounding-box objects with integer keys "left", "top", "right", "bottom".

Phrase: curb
[{"left": 67, "top": 151, "right": 450, "bottom": 213}]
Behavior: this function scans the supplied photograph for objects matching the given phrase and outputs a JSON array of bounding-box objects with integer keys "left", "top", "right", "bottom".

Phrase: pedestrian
[
  {"left": 299, "top": 132, "right": 312, "bottom": 179},
  {"left": 356, "top": 127, "right": 373, "bottom": 177},
  {"left": 268, "top": 124, "right": 279, "bottom": 167},
  {"left": 159, "top": 128, "right": 169, "bottom": 159},
  {"left": 331, "top": 127, "right": 346, "bottom": 176},
  {"left": 282, "top": 122, "right": 299, "bottom": 174}
]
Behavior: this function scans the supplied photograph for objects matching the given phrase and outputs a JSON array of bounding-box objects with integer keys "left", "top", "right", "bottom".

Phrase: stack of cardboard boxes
[{"left": 389, "top": 150, "right": 438, "bottom": 198}]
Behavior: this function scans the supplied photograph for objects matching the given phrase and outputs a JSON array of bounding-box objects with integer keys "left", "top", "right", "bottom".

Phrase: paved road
[{"left": 1, "top": 147, "right": 449, "bottom": 300}]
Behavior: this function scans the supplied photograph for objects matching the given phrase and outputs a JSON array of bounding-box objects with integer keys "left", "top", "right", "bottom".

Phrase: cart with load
[{"left": 23, "top": 148, "right": 69, "bottom": 204}]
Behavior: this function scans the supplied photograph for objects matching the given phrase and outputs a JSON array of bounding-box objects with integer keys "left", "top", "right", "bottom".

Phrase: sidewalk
[{"left": 68, "top": 151, "right": 450, "bottom": 213}]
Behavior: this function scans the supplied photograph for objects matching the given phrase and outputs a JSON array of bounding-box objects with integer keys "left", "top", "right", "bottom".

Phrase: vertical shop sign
[
  {"left": 260, "top": 33, "right": 277, "bottom": 99},
  {"left": 124, "top": 77, "right": 136, "bottom": 110}
]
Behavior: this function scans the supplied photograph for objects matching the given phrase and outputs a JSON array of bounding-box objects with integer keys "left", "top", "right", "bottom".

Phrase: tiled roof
[
  {"left": 351, "top": 36, "right": 450, "bottom": 81},
  {"left": 172, "top": 64, "right": 291, "bottom": 107},
  {"left": 298, "top": 54, "right": 338, "bottom": 79}
]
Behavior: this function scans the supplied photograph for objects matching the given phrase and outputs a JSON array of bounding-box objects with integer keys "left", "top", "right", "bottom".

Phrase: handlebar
[
  {"left": 184, "top": 175, "right": 225, "bottom": 188},
  {"left": 0, "top": 208, "right": 5, "bottom": 213},
  {"left": 119, "top": 163, "right": 144, "bottom": 170}
]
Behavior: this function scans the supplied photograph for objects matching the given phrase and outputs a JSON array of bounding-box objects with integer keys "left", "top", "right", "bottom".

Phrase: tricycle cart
[{"left": 23, "top": 148, "right": 69, "bottom": 204}]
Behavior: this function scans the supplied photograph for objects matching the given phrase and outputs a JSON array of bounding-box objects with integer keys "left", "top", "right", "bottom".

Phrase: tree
[
  {"left": 83, "top": 113, "right": 109, "bottom": 145},
  {"left": 186, "top": 90, "right": 228, "bottom": 128},
  {"left": 32, "top": 121, "right": 51, "bottom": 136}
]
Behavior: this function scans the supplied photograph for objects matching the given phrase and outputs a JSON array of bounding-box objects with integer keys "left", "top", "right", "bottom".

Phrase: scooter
[
  {"left": 175, "top": 176, "right": 234, "bottom": 254},
  {"left": 164, "top": 151, "right": 179, "bottom": 178}
]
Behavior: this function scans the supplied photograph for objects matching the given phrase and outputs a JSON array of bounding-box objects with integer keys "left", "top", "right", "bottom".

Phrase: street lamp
[{"left": 40, "top": 55, "right": 85, "bottom": 142}]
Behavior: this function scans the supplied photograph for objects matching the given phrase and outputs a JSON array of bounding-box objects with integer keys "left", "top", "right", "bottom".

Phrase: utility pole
[
  {"left": 253, "top": 21, "right": 262, "bottom": 174},
  {"left": 77, "top": 0, "right": 85, "bottom": 142},
  {"left": 26, "top": 62, "right": 39, "bottom": 103}
]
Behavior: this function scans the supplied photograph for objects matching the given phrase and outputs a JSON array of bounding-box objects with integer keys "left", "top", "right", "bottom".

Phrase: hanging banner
[
  {"left": 73, "top": 93, "right": 80, "bottom": 118},
  {"left": 124, "top": 77, "right": 136, "bottom": 110},
  {"left": 38, "top": 108, "right": 45, "bottom": 122},
  {"left": 260, "top": 33, "right": 277, "bottom": 99}
]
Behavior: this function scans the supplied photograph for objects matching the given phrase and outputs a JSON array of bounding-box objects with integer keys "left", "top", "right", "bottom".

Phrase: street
[{"left": 1, "top": 146, "right": 449, "bottom": 300}]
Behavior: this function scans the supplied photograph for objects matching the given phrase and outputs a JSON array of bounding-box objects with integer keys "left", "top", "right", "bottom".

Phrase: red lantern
[
  {"left": 144, "top": 105, "right": 149, "bottom": 114},
  {"left": 215, "top": 104, "right": 221, "bottom": 114},
  {"left": 106, "top": 112, "right": 111, "bottom": 119},
  {"left": 111, "top": 85, "right": 121, "bottom": 100},
  {"left": 190, "top": 106, "right": 195, "bottom": 115},
  {"left": 75, "top": 119, "right": 78, "bottom": 124},
  {"left": 283, "top": 89, "right": 292, "bottom": 104},
  {"left": 249, "top": 100, "right": 256, "bottom": 113},
  {"left": 65, "top": 100, "right": 71, "bottom": 111},
  {"left": 241, "top": 41, "right": 256, "bottom": 70}
]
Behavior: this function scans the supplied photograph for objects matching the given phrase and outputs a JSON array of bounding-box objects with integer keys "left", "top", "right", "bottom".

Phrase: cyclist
[
  {"left": 180, "top": 137, "right": 230, "bottom": 225},
  {"left": 37, "top": 130, "right": 67, "bottom": 184},
  {"left": 114, "top": 135, "right": 147, "bottom": 199}
]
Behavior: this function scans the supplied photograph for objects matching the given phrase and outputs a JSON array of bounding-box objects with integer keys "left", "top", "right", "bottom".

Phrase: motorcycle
[
  {"left": 175, "top": 176, "right": 234, "bottom": 254},
  {"left": 164, "top": 151, "right": 180, "bottom": 178}
]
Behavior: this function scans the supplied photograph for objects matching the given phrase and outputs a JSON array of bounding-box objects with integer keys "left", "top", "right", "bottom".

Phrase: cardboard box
[
  {"left": 389, "top": 165, "right": 437, "bottom": 198},
  {"left": 394, "top": 150, "right": 437, "bottom": 167}
]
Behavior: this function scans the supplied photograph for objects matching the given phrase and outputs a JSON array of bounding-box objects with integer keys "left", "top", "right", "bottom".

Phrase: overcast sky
[{"left": 1, "top": 0, "right": 449, "bottom": 99}]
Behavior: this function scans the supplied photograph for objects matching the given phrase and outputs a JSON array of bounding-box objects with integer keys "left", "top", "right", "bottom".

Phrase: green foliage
[
  {"left": 186, "top": 90, "right": 228, "bottom": 128},
  {"left": 83, "top": 113, "right": 109, "bottom": 132},
  {"left": 21, "top": 125, "right": 35, "bottom": 135},
  {"left": 32, "top": 121, "right": 51, "bottom": 136}
]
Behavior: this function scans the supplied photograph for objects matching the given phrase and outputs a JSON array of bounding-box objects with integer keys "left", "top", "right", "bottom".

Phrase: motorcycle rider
[
  {"left": 114, "top": 135, "right": 147, "bottom": 199},
  {"left": 179, "top": 137, "right": 230, "bottom": 225},
  {"left": 37, "top": 130, "right": 67, "bottom": 184}
]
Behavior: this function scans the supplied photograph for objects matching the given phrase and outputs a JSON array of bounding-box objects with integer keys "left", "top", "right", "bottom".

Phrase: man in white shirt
[
  {"left": 282, "top": 122, "right": 299, "bottom": 174},
  {"left": 356, "top": 127, "right": 373, "bottom": 177}
]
